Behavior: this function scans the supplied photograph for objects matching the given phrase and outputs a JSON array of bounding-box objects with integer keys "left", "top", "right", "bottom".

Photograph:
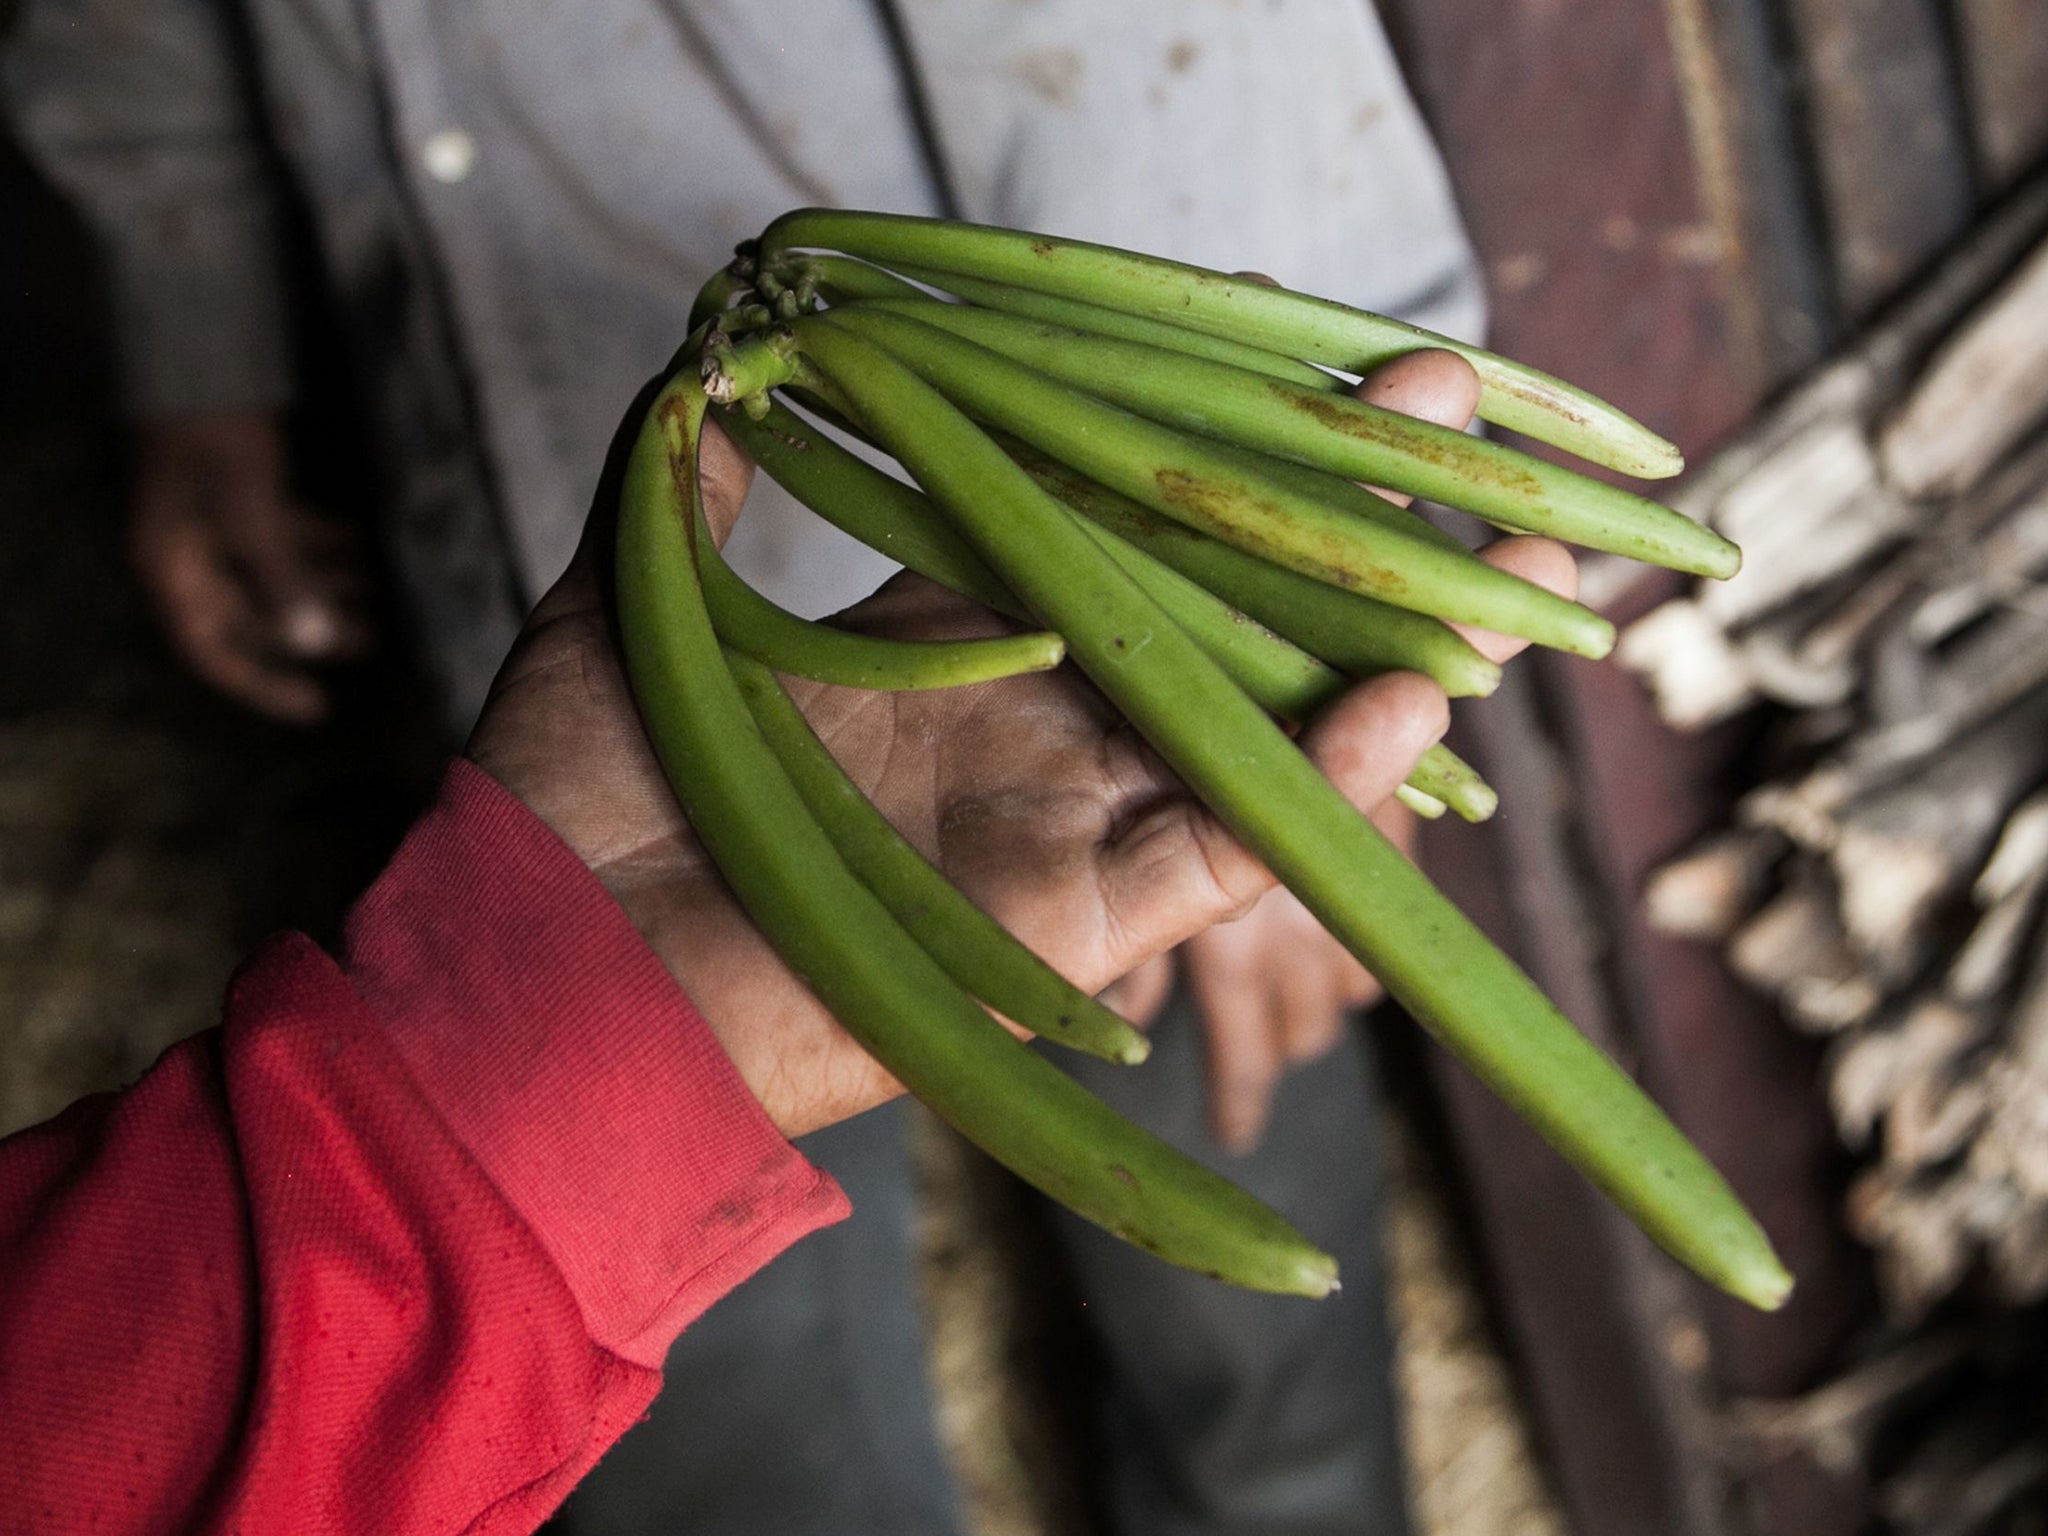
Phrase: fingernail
[{"left": 281, "top": 602, "right": 340, "bottom": 657}]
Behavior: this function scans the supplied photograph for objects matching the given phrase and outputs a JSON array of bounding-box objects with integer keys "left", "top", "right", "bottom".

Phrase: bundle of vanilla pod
[
  {"left": 1622, "top": 180, "right": 2048, "bottom": 1323},
  {"left": 617, "top": 209, "right": 1799, "bottom": 1309}
]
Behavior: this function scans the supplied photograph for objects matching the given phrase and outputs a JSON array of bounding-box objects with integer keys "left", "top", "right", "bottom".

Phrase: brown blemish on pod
[
  {"left": 1151, "top": 466, "right": 1406, "bottom": 600},
  {"left": 1269, "top": 382, "right": 1545, "bottom": 497}
]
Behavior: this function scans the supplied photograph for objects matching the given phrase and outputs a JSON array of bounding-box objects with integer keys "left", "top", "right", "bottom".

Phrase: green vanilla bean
[
  {"left": 1072, "top": 514, "right": 1495, "bottom": 822},
  {"left": 735, "top": 389, "right": 1495, "bottom": 818},
  {"left": 812, "top": 308, "right": 1616, "bottom": 659},
  {"left": 759, "top": 207, "right": 1685, "bottom": 478},
  {"left": 1408, "top": 744, "right": 1497, "bottom": 822},
  {"left": 799, "top": 252, "right": 937, "bottom": 305},
  {"left": 858, "top": 300, "right": 1738, "bottom": 580},
  {"left": 724, "top": 401, "right": 1026, "bottom": 618},
  {"left": 879, "top": 262, "right": 1339, "bottom": 390},
  {"left": 727, "top": 649, "right": 1150, "bottom": 1065},
  {"left": 800, "top": 316, "right": 1791, "bottom": 1311},
  {"left": 1006, "top": 440, "right": 1501, "bottom": 699},
  {"left": 1072, "top": 515, "right": 1342, "bottom": 717},
  {"left": 729, "top": 412, "right": 1492, "bottom": 816},
  {"left": 687, "top": 267, "right": 751, "bottom": 332},
  {"left": 618, "top": 375, "right": 1340, "bottom": 1297},
  {"left": 700, "top": 534, "right": 1064, "bottom": 689},
  {"left": 1396, "top": 785, "right": 1448, "bottom": 819}
]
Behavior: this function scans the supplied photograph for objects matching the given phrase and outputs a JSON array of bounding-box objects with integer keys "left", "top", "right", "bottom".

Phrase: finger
[
  {"left": 1098, "top": 670, "right": 1447, "bottom": 966},
  {"left": 1372, "top": 795, "right": 1420, "bottom": 860},
  {"left": 214, "top": 471, "right": 352, "bottom": 661},
  {"left": 1448, "top": 535, "right": 1581, "bottom": 664},
  {"left": 1189, "top": 950, "right": 1283, "bottom": 1153},
  {"left": 1321, "top": 937, "right": 1380, "bottom": 1011},
  {"left": 1230, "top": 276, "right": 1482, "bottom": 442},
  {"left": 133, "top": 494, "right": 329, "bottom": 722},
  {"left": 192, "top": 630, "right": 331, "bottom": 724},
  {"left": 1099, "top": 952, "right": 1176, "bottom": 1027},
  {"left": 286, "top": 508, "right": 377, "bottom": 659},
  {"left": 1348, "top": 348, "right": 1483, "bottom": 506},
  {"left": 1275, "top": 956, "right": 1348, "bottom": 1066},
  {"left": 1295, "top": 670, "right": 1451, "bottom": 819}
]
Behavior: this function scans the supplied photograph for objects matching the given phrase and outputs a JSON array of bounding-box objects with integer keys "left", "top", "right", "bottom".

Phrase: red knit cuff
[{"left": 343, "top": 760, "right": 847, "bottom": 1369}]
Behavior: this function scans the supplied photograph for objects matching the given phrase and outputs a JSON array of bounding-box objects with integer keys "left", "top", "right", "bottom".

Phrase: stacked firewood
[{"left": 1620, "top": 178, "right": 2048, "bottom": 1327}]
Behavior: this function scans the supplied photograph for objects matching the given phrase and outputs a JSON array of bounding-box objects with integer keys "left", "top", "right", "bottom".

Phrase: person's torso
[{"left": 243, "top": 0, "right": 1484, "bottom": 620}]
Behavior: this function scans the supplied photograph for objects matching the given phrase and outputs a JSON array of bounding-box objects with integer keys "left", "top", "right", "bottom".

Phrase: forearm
[{"left": 0, "top": 762, "right": 845, "bottom": 1535}]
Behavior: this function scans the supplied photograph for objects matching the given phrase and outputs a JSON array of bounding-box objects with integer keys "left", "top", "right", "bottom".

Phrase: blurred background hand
[{"left": 130, "top": 411, "right": 370, "bottom": 723}]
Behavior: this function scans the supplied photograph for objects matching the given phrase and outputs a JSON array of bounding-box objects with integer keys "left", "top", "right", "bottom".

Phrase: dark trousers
[{"left": 556, "top": 995, "right": 1412, "bottom": 1536}]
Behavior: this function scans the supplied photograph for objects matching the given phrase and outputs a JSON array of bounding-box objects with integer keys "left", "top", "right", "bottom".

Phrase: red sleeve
[{"left": 0, "top": 760, "right": 848, "bottom": 1536}]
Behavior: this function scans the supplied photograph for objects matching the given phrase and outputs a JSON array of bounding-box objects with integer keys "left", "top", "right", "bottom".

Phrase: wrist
[{"left": 584, "top": 839, "right": 843, "bottom": 1137}]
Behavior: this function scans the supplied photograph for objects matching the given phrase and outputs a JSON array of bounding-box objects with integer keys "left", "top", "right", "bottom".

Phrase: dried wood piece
[
  {"left": 1828, "top": 998, "right": 1992, "bottom": 1147},
  {"left": 1700, "top": 420, "right": 1915, "bottom": 629},
  {"left": 1729, "top": 881, "right": 1880, "bottom": 1029},
  {"left": 1946, "top": 797, "right": 2048, "bottom": 1002},
  {"left": 1885, "top": 1430, "right": 2048, "bottom": 1536},
  {"left": 1946, "top": 874, "right": 2047, "bottom": 1005},
  {"left": 1740, "top": 774, "right": 1850, "bottom": 852},
  {"left": 1970, "top": 1063, "right": 2048, "bottom": 1200},
  {"left": 1845, "top": 1165, "right": 1979, "bottom": 1320},
  {"left": 1830, "top": 824, "right": 1965, "bottom": 986},
  {"left": 1643, "top": 829, "right": 1785, "bottom": 939},
  {"left": 1671, "top": 175, "right": 2048, "bottom": 540},
  {"left": 1905, "top": 439, "right": 2048, "bottom": 644},
  {"left": 1880, "top": 237, "right": 2048, "bottom": 499},
  {"left": 1983, "top": 1194, "right": 2048, "bottom": 1306},
  {"left": 1972, "top": 791, "right": 2048, "bottom": 906},
  {"left": 1865, "top": 619, "right": 1942, "bottom": 732},
  {"left": 1772, "top": 538, "right": 1934, "bottom": 679},
  {"left": 1616, "top": 599, "right": 1762, "bottom": 730},
  {"left": 1826, "top": 628, "right": 2048, "bottom": 800},
  {"left": 1740, "top": 696, "right": 2048, "bottom": 978},
  {"left": 1721, "top": 559, "right": 1886, "bottom": 711},
  {"left": 1722, "top": 1331, "right": 1973, "bottom": 1476},
  {"left": 1884, "top": 1066, "right": 1993, "bottom": 1171}
]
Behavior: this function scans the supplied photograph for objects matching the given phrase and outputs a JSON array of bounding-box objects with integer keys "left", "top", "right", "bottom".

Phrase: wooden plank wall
[{"left": 1379, "top": 1, "right": 2048, "bottom": 1533}]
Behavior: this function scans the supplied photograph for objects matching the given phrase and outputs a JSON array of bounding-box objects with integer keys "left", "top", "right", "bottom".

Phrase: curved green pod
[
  {"left": 878, "top": 262, "right": 1339, "bottom": 390},
  {"left": 856, "top": 300, "right": 1738, "bottom": 580},
  {"left": 797, "top": 253, "right": 934, "bottom": 305},
  {"left": 1071, "top": 514, "right": 1341, "bottom": 716},
  {"left": 735, "top": 402, "right": 1487, "bottom": 703},
  {"left": 1006, "top": 441, "right": 1501, "bottom": 699},
  {"left": 1071, "top": 514, "right": 1495, "bottom": 822},
  {"left": 799, "top": 316, "right": 1791, "bottom": 1311},
  {"left": 727, "top": 649, "right": 1150, "bottom": 1065},
  {"left": 618, "top": 374, "right": 1340, "bottom": 1297},
  {"left": 758, "top": 207, "right": 1684, "bottom": 479},
  {"left": 1396, "top": 785, "right": 1448, "bottom": 819},
  {"left": 701, "top": 530, "right": 1063, "bottom": 689},
  {"left": 724, "top": 401, "right": 1025, "bottom": 618},
  {"left": 731, "top": 409, "right": 1490, "bottom": 817},
  {"left": 1407, "top": 744, "right": 1497, "bottom": 822},
  {"left": 811, "top": 308, "right": 1616, "bottom": 659}
]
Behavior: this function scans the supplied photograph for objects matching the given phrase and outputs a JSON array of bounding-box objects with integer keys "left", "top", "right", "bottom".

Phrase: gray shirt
[{"left": 7, "top": 0, "right": 1483, "bottom": 724}]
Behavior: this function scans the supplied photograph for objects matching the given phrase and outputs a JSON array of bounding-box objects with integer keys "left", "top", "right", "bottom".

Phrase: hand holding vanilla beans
[{"left": 603, "top": 210, "right": 1787, "bottom": 1308}]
